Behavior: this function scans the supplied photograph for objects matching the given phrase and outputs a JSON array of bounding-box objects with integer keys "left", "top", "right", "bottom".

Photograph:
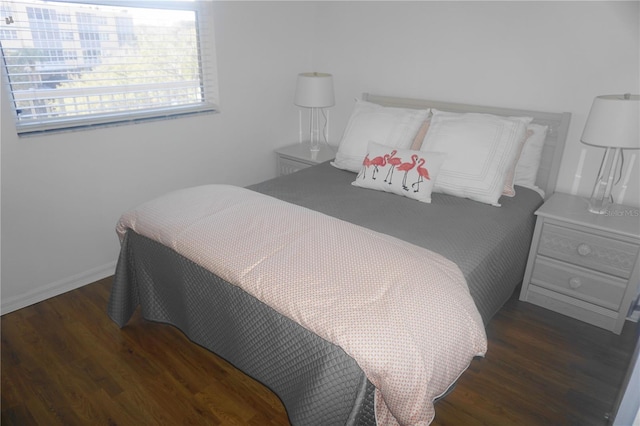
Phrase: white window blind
[{"left": 0, "top": 0, "right": 218, "bottom": 135}]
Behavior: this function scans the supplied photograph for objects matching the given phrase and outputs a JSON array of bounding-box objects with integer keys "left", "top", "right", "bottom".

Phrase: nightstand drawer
[
  {"left": 276, "top": 144, "right": 335, "bottom": 176},
  {"left": 538, "top": 223, "right": 639, "bottom": 278},
  {"left": 531, "top": 256, "right": 626, "bottom": 310},
  {"left": 278, "top": 157, "right": 311, "bottom": 175}
]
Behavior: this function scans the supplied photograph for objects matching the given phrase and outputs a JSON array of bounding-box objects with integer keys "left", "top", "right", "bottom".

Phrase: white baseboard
[{"left": 1, "top": 261, "right": 117, "bottom": 315}]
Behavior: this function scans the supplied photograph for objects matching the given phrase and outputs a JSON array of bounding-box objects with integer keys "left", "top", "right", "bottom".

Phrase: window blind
[{"left": 0, "top": 0, "right": 218, "bottom": 135}]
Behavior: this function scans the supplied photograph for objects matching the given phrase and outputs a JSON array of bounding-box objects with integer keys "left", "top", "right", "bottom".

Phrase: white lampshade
[
  {"left": 581, "top": 94, "right": 640, "bottom": 149},
  {"left": 294, "top": 72, "right": 335, "bottom": 108}
]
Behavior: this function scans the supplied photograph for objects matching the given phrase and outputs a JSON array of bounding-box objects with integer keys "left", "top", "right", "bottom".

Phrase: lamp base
[
  {"left": 299, "top": 108, "right": 329, "bottom": 156},
  {"left": 587, "top": 197, "right": 612, "bottom": 214},
  {"left": 586, "top": 147, "right": 622, "bottom": 214}
]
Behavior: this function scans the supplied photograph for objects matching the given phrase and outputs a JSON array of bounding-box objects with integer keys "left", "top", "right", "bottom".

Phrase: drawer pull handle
[
  {"left": 569, "top": 277, "right": 582, "bottom": 289},
  {"left": 577, "top": 243, "right": 592, "bottom": 256}
]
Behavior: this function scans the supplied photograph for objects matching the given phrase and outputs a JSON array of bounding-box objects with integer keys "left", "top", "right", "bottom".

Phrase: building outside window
[{"left": 0, "top": 0, "right": 218, "bottom": 135}]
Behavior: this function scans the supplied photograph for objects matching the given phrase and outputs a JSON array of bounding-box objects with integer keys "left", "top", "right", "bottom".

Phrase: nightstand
[
  {"left": 519, "top": 192, "right": 640, "bottom": 334},
  {"left": 275, "top": 143, "right": 335, "bottom": 176}
]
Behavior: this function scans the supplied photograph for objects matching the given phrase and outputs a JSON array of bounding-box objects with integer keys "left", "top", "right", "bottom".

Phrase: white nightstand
[
  {"left": 519, "top": 193, "right": 640, "bottom": 334},
  {"left": 275, "top": 143, "right": 335, "bottom": 176}
]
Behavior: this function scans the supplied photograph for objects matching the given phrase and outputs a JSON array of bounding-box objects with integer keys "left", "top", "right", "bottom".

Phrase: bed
[{"left": 108, "top": 93, "right": 571, "bottom": 425}]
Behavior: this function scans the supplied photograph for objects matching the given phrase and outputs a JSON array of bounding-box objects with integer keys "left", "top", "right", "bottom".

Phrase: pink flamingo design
[
  {"left": 384, "top": 150, "right": 401, "bottom": 184},
  {"left": 369, "top": 154, "right": 387, "bottom": 180},
  {"left": 397, "top": 154, "right": 418, "bottom": 191},
  {"left": 357, "top": 154, "right": 373, "bottom": 179},
  {"left": 412, "top": 157, "right": 430, "bottom": 192}
]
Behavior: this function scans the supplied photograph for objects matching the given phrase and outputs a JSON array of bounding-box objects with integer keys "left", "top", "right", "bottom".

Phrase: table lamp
[
  {"left": 580, "top": 94, "right": 639, "bottom": 214},
  {"left": 294, "top": 72, "right": 334, "bottom": 153}
]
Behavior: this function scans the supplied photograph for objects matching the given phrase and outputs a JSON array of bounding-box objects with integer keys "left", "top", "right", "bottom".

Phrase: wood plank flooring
[{"left": 2, "top": 276, "right": 638, "bottom": 425}]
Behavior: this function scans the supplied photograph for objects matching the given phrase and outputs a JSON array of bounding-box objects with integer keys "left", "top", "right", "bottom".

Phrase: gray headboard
[{"left": 362, "top": 93, "right": 571, "bottom": 200}]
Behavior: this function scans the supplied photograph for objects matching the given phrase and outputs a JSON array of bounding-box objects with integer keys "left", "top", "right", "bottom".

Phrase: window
[
  {"left": 0, "top": 0, "right": 218, "bottom": 135},
  {"left": 0, "top": 3, "right": 17, "bottom": 39}
]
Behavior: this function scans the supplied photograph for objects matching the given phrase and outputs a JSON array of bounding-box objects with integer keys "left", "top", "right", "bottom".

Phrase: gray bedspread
[{"left": 249, "top": 161, "right": 543, "bottom": 323}]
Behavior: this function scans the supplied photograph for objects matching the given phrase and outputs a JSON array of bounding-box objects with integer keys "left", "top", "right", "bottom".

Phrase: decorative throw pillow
[
  {"left": 331, "top": 100, "right": 429, "bottom": 173},
  {"left": 410, "top": 118, "right": 431, "bottom": 150},
  {"left": 352, "top": 142, "right": 446, "bottom": 203},
  {"left": 514, "top": 123, "right": 549, "bottom": 195},
  {"left": 420, "top": 109, "right": 532, "bottom": 207}
]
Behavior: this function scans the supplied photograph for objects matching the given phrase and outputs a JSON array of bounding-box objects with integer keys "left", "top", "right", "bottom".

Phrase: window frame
[{"left": 1, "top": 0, "right": 219, "bottom": 136}]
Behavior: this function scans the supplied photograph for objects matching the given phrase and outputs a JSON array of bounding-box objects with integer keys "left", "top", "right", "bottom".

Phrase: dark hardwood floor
[{"left": 2, "top": 276, "right": 638, "bottom": 425}]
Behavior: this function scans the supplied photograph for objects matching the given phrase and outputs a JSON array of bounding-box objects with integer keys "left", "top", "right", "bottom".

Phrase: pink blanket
[{"left": 117, "top": 184, "right": 487, "bottom": 425}]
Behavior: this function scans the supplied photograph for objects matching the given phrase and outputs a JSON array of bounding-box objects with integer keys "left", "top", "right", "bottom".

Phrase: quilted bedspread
[{"left": 116, "top": 184, "right": 487, "bottom": 426}]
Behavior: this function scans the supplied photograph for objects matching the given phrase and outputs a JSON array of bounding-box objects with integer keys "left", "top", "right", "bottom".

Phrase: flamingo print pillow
[{"left": 352, "top": 142, "right": 446, "bottom": 203}]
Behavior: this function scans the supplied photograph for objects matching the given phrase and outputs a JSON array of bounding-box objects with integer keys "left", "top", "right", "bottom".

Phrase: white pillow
[
  {"left": 514, "top": 123, "right": 548, "bottom": 195},
  {"left": 352, "top": 142, "right": 446, "bottom": 203},
  {"left": 331, "top": 100, "right": 429, "bottom": 173},
  {"left": 420, "top": 110, "right": 532, "bottom": 207}
]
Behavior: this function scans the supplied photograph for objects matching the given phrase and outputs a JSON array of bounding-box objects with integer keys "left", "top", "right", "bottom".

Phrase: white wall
[
  {"left": 0, "top": 1, "right": 318, "bottom": 313},
  {"left": 2, "top": 1, "right": 639, "bottom": 313},
  {"left": 313, "top": 1, "right": 640, "bottom": 206}
]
